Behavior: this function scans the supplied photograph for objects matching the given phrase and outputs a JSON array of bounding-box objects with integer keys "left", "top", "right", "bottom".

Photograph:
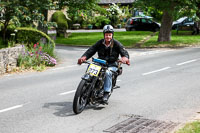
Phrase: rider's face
[{"left": 104, "top": 33, "right": 113, "bottom": 42}]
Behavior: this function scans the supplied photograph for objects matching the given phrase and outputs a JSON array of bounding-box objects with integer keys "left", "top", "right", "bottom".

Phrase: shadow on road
[
  {"left": 43, "top": 101, "right": 106, "bottom": 116},
  {"left": 43, "top": 102, "right": 75, "bottom": 117}
]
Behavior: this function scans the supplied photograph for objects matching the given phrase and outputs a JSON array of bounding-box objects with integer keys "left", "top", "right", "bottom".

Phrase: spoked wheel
[{"left": 73, "top": 80, "right": 89, "bottom": 114}]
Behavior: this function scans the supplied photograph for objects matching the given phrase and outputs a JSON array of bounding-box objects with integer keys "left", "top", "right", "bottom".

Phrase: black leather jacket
[{"left": 82, "top": 39, "right": 129, "bottom": 67}]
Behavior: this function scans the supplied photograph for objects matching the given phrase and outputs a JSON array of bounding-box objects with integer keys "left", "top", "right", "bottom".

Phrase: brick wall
[{"left": 0, "top": 45, "right": 25, "bottom": 75}]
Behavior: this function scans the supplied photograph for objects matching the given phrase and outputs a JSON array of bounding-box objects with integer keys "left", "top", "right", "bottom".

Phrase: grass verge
[{"left": 175, "top": 121, "right": 200, "bottom": 133}]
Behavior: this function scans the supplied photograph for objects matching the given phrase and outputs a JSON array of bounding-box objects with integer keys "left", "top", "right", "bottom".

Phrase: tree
[
  {"left": 0, "top": 0, "right": 56, "bottom": 42},
  {"left": 134, "top": 0, "right": 199, "bottom": 42},
  {"left": 57, "top": 0, "right": 100, "bottom": 28},
  {"left": 55, "top": 0, "right": 98, "bottom": 10}
]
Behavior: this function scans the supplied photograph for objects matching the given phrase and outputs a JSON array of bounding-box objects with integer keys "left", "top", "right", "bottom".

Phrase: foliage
[
  {"left": 134, "top": 0, "right": 196, "bottom": 18},
  {"left": 0, "top": 23, "right": 16, "bottom": 43},
  {"left": 94, "top": 16, "right": 110, "bottom": 28},
  {"left": 67, "top": 2, "right": 108, "bottom": 28},
  {"left": 134, "top": 0, "right": 200, "bottom": 22},
  {"left": 16, "top": 27, "right": 55, "bottom": 48},
  {"left": 120, "top": 6, "right": 133, "bottom": 23},
  {"left": 133, "top": 0, "right": 200, "bottom": 42},
  {"left": 56, "top": 0, "right": 98, "bottom": 10},
  {"left": 52, "top": 11, "right": 68, "bottom": 29},
  {"left": 0, "top": 0, "right": 56, "bottom": 41},
  {"left": 106, "top": 3, "right": 123, "bottom": 26},
  {"left": 93, "top": 5, "right": 108, "bottom": 15},
  {"left": 17, "top": 43, "right": 57, "bottom": 71},
  {"left": 68, "top": 8, "right": 91, "bottom": 28},
  {"left": 0, "top": 37, "right": 7, "bottom": 49}
]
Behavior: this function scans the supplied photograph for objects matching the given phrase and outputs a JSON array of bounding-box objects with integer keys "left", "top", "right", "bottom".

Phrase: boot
[{"left": 102, "top": 92, "right": 110, "bottom": 103}]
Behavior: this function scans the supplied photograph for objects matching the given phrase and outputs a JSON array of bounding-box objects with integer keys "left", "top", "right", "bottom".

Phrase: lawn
[
  {"left": 142, "top": 30, "right": 200, "bottom": 48},
  {"left": 55, "top": 31, "right": 153, "bottom": 47},
  {"left": 55, "top": 30, "right": 200, "bottom": 48}
]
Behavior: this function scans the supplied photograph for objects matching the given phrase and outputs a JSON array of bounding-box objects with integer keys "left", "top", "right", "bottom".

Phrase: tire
[
  {"left": 154, "top": 28, "right": 160, "bottom": 32},
  {"left": 112, "top": 74, "right": 117, "bottom": 87},
  {"left": 73, "top": 80, "right": 89, "bottom": 114},
  {"left": 131, "top": 28, "right": 136, "bottom": 31},
  {"left": 125, "top": 27, "right": 129, "bottom": 31}
]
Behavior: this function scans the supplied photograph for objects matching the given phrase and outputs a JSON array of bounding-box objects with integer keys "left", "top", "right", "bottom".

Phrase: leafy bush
[
  {"left": 0, "top": 37, "right": 6, "bottom": 49},
  {"left": 0, "top": 23, "right": 16, "bottom": 43},
  {"left": 52, "top": 11, "right": 68, "bottom": 30},
  {"left": 106, "top": 3, "right": 122, "bottom": 26},
  {"left": 94, "top": 16, "right": 110, "bottom": 28},
  {"left": 7, "top": 24, "right": 16, "bottom": 35},
  {"left": 16, "top": 27, "right": 55, "bottom": 48}
]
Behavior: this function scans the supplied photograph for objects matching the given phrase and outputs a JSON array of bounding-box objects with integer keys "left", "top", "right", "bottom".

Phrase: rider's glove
[
  {"left": 119, "top": 56, "right": 130, "bottom": 65},
  {"left": 77, "top": 56, "right": 87, "bottom": 65}
]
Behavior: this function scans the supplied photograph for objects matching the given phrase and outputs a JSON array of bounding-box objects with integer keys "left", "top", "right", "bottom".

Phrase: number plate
[{"left": 87, "top": 63, "right": 101, "bottom": 76}]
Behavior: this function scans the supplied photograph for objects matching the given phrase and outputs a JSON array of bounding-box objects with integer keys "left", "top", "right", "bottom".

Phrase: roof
[{"left": 98, "top": 0, "right": 135, "bottom": 4}]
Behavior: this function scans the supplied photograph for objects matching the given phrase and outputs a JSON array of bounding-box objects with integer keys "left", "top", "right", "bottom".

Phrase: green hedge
[
  {"left": 16, "top": 27, "right": 55, "bottom": 48},
  {"left": 52, "top": 11, "right": 68, "bottom": 30}
]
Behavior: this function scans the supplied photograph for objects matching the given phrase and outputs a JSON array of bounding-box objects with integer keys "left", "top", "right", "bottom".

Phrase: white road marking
[
  {"left": 51, "top": 65, "right": 79, "bottom": 71},
  {"left": 0, "top": 104, "right": 26, "bottom": 113},
  {"left": 51, "top": 64, "right": 89, "bottom": 71},
  {"left": 51, "top": 67, "right": 66, "bottom": 70},
  {"left": 142, "top": 67, "right": 171, "bottom": 76},
  {"left": 176, "top": 59, "right": 197, "bottom": 66},
  {"left": 59, "top": 90, "right": 76, "bottom": 96},
  {"left": 130, "top": 49, "right": 175, "bottom": 57}
]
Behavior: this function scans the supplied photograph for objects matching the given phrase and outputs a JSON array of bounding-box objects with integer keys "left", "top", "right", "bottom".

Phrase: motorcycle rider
[{"left": 77, "top": 25, "right": 130, "bottom": 103}]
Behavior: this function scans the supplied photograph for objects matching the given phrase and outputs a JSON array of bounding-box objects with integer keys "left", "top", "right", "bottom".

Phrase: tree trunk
[
  {"left": 158, "top": 10, "right": 173, "bottom": 42},
  {"left": 2, "top": 21, "right": 9, "bottom": 42},
  {"left": 195, "top": 2, "right": 200, "bottom": 29}
]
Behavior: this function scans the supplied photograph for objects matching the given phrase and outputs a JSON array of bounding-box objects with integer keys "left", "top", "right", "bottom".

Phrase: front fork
[{"left": 82, "top": 74, "right": 98, "bottom": 101}]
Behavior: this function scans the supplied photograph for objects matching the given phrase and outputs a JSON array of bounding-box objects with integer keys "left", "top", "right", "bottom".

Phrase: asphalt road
[{"left": 0, "top": 46, "right": 200, "bottom": 133}]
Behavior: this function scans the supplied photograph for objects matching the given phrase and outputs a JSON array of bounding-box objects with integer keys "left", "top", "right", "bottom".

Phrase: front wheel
[{"left": 73, "top": 80, "right": 89, "bottom": 114}]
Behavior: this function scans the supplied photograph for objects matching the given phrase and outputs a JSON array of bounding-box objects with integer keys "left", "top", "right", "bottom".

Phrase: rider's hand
[
  {"left": 77, "top": 56, "right": 87, "bottom": 65},
  {"left": 119, "top": 57, "right": 130, "bottom": 65}
]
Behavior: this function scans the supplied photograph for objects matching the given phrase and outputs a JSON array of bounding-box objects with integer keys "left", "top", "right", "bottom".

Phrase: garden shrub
[
  {"left": 17, "top": 42, "right": 57, "bottom": 71},
  {"left": 0, "top": 23, "right": 16, "bottom": 42},
  {"left": 0, "top": 37, "right": 6, "bottom": 49},
  {"left": 16, "top": 27, "right": 55, "bottom": 48},
  {"left": 16, "top": 28, "right": 56, "bottom": 71},
  {"left": 51, "top": 11, "right": 68, "bottom": 36},
  {"left": 94, "top": 16, "right": 110, "bottom": 28},
  {"left": 7, "top": 24, "right": 16, "bottom": 36}
]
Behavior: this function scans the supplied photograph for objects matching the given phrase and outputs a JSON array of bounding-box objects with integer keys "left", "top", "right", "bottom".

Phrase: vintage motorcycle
[{"left": 73, "top": 58, "right": 122, "bottom": 114}]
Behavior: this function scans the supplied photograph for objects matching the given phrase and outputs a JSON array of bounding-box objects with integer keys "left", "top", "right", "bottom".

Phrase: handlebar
[{"left": 82, "top": 58, "right": 125, "bottom": 69}]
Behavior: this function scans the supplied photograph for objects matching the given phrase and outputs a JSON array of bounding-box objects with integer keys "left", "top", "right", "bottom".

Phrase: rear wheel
[
  {"left": 73, "top": 80, "right": 89, "bottom": 114},
  {"left": 154, "top": 28, "right": 160, "bottom": 32}
]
